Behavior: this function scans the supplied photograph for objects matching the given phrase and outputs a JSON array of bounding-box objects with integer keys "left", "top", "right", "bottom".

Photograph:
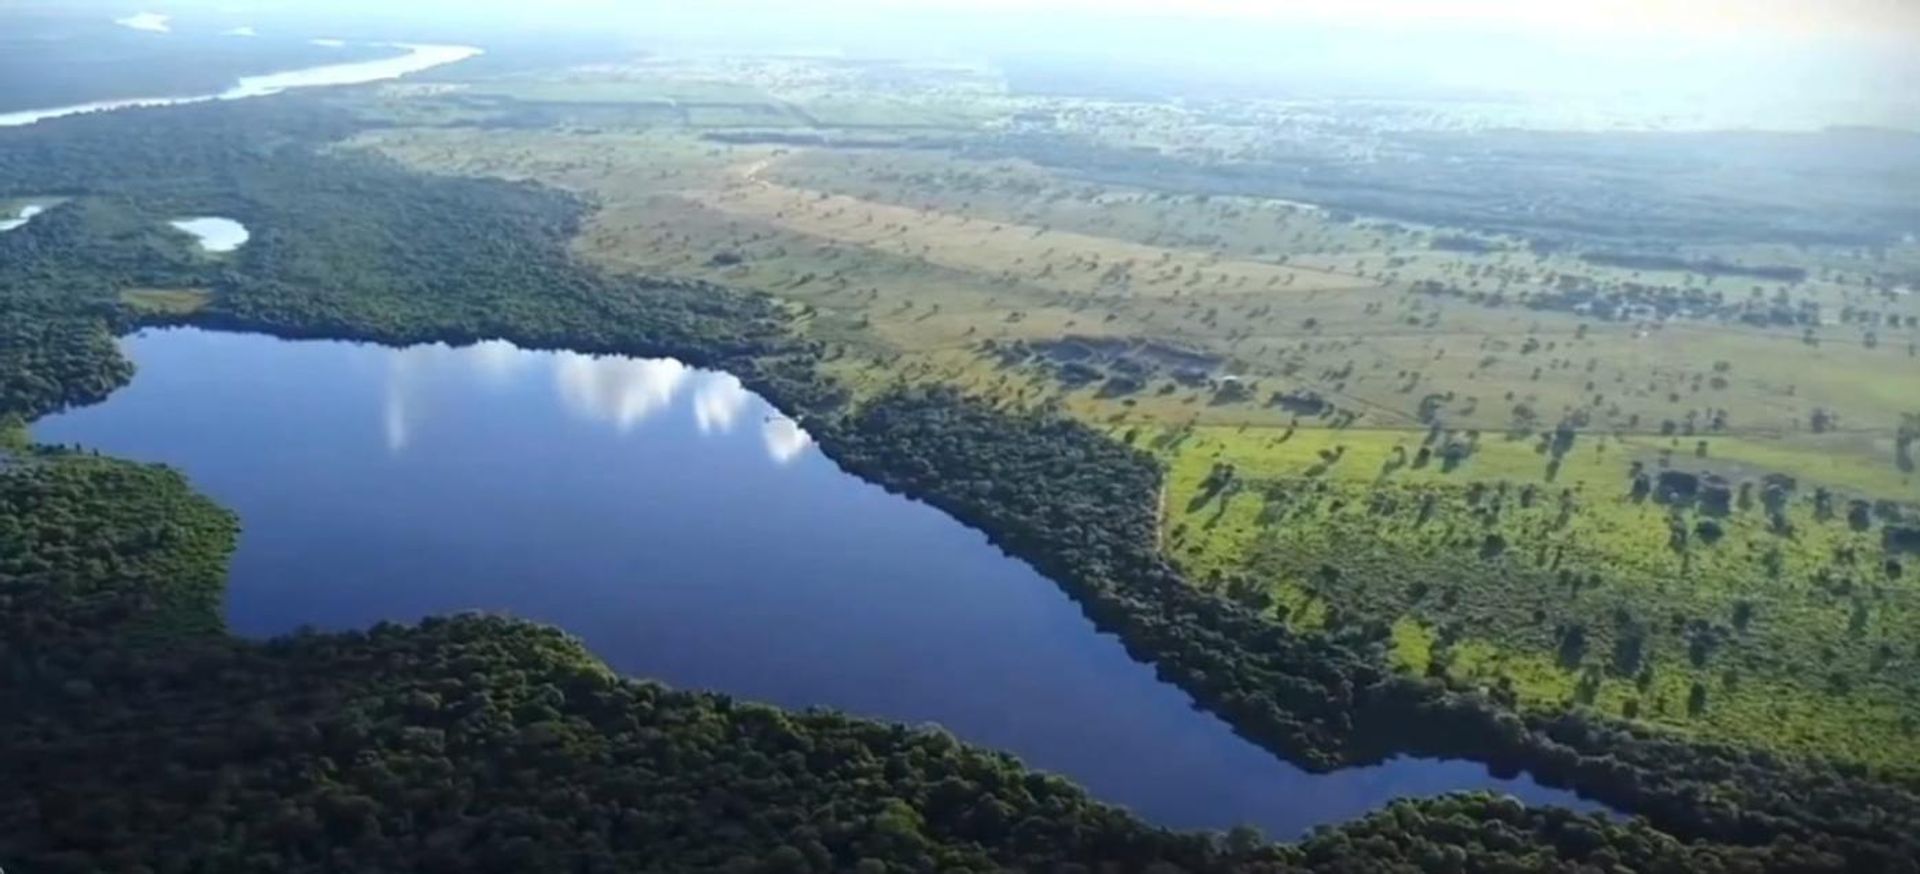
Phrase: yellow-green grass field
[{"left": 1159, "top": 423, "right": 1920, "bottom": 770}]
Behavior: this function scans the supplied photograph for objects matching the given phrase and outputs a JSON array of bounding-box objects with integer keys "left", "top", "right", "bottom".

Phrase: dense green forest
[{"left": 3, "top": 97, "right": 1918, "bottom": 870}]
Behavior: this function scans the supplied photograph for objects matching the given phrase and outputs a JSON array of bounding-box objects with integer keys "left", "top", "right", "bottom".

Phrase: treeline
[
  {"left": 810, "top": 387, "right": 1920, "bottom": 870},
  {"left": 1577, "top": 252, "right": 1808, "bottom": 283},
  {"left": 702, "top": 131, "right": 965, "bottom": 150}
]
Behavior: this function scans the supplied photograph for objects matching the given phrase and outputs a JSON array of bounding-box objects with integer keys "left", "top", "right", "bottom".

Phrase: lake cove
[{"left": 35, "top": 328, "right": 1611, "bottom": 837}]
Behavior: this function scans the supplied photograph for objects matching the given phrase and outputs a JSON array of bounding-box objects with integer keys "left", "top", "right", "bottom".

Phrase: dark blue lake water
[{"left": 35, "top": 327, "right": 1606, "bottom": 837}]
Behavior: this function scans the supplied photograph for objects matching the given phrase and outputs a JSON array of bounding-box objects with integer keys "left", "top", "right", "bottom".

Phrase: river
[
  {"left": 34, "top": 328, "right": 1607, "bottom": 837},
  {"left": 0, "top": 41, "right": 480, "bottom": 128}
]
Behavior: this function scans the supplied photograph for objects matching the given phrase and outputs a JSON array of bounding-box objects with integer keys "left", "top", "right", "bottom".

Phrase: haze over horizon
[{"left": 53, "top": 0, "right": 1920, "bottom": 118}]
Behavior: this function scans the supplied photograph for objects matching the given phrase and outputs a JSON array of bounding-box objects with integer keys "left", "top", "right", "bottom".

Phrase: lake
[{"left": 34, "top": 328, "right": 1607, "bottom": 837}]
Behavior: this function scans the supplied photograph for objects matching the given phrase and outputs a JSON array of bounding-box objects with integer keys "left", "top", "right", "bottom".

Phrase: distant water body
[
  {"left": 0, "top": 42, "right": 481, "bottom": 128},
  {"left": 0, "top": 204, "right": 45, "bottom": 232}
]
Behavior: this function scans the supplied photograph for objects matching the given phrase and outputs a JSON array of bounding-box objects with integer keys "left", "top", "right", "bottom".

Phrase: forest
[{"left": 4, "top": 94, "right": 1919, "bottom": 870}]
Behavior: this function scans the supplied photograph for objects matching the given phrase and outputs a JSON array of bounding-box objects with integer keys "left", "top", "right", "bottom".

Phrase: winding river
[
  {"left": 0, "top": 42, "right": 480, "bottom": 128},
  {"left": 35, "top": 328, "right": 1607, "bottom": 837},
  {"left": 0, "top": 203, "right": 45, "bottom": 232}
]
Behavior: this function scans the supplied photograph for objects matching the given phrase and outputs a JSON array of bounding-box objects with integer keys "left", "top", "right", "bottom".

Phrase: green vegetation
[
  {"left": 5, "top": 63, "right": 1920, "bottom": 870},
  {"left": 0, "top": 448, "right": 236, "bottom": 643},
  {"left": 118, "top": 287, "right": 210, "bottom": 315},
  {"left": 0, "top": 194, "right": 215, "bottom": 416},
  {"left": 818, "top": 387, "right": 1920, "bottom": 867},
  {"left": 1161, "top": 425, "right": 1920, "bottom": 769}
]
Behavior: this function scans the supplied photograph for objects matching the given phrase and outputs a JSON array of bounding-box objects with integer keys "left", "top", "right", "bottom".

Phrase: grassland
[
  {"left": 1157, "top": 424, "right": 1920, "bottom": 767},
  {"left": 340, "top": 55, "right": 1920, "bottom": 769}
]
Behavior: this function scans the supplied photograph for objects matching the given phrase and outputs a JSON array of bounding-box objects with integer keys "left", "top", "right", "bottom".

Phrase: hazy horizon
[{"left": 16, "top": 0, "right": 1920, "bottom": 128}]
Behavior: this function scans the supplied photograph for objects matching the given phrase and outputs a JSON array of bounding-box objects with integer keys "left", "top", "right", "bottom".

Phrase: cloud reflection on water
[
  {"left": 383, "top": 386, "right": 411, "bottom": 453},
  {"left": 554, "top": 353, "right": 689, "bottom": 432},
  {"left": 378, "top": 341, "right": 809, "bottom": 464},
  {"left": 467, "top": 339, "right": 533, "bottom": 387},
  {"left": 762, "top": 416, "right": 814, "bottom": 465},
  {"left": 381, "top": 345, "right": 431, "bottom": 453},
  {"left": 692, "top": 373, "right": 752, "bottom": 434}
]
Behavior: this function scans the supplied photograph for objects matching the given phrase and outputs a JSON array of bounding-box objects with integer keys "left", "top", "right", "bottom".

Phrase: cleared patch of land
[{"left": 119, "top": 288, "right": 210, "bottom": 315}]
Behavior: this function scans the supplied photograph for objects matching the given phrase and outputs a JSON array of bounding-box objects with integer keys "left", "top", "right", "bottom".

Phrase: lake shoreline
[{"left": 35, "top": 325, "right": 1612, "bottom": 838}]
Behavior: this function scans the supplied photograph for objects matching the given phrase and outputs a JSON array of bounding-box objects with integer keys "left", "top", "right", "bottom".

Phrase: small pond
[{"left": 170, "top": 217, "right": 250, "bottom": 252}]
